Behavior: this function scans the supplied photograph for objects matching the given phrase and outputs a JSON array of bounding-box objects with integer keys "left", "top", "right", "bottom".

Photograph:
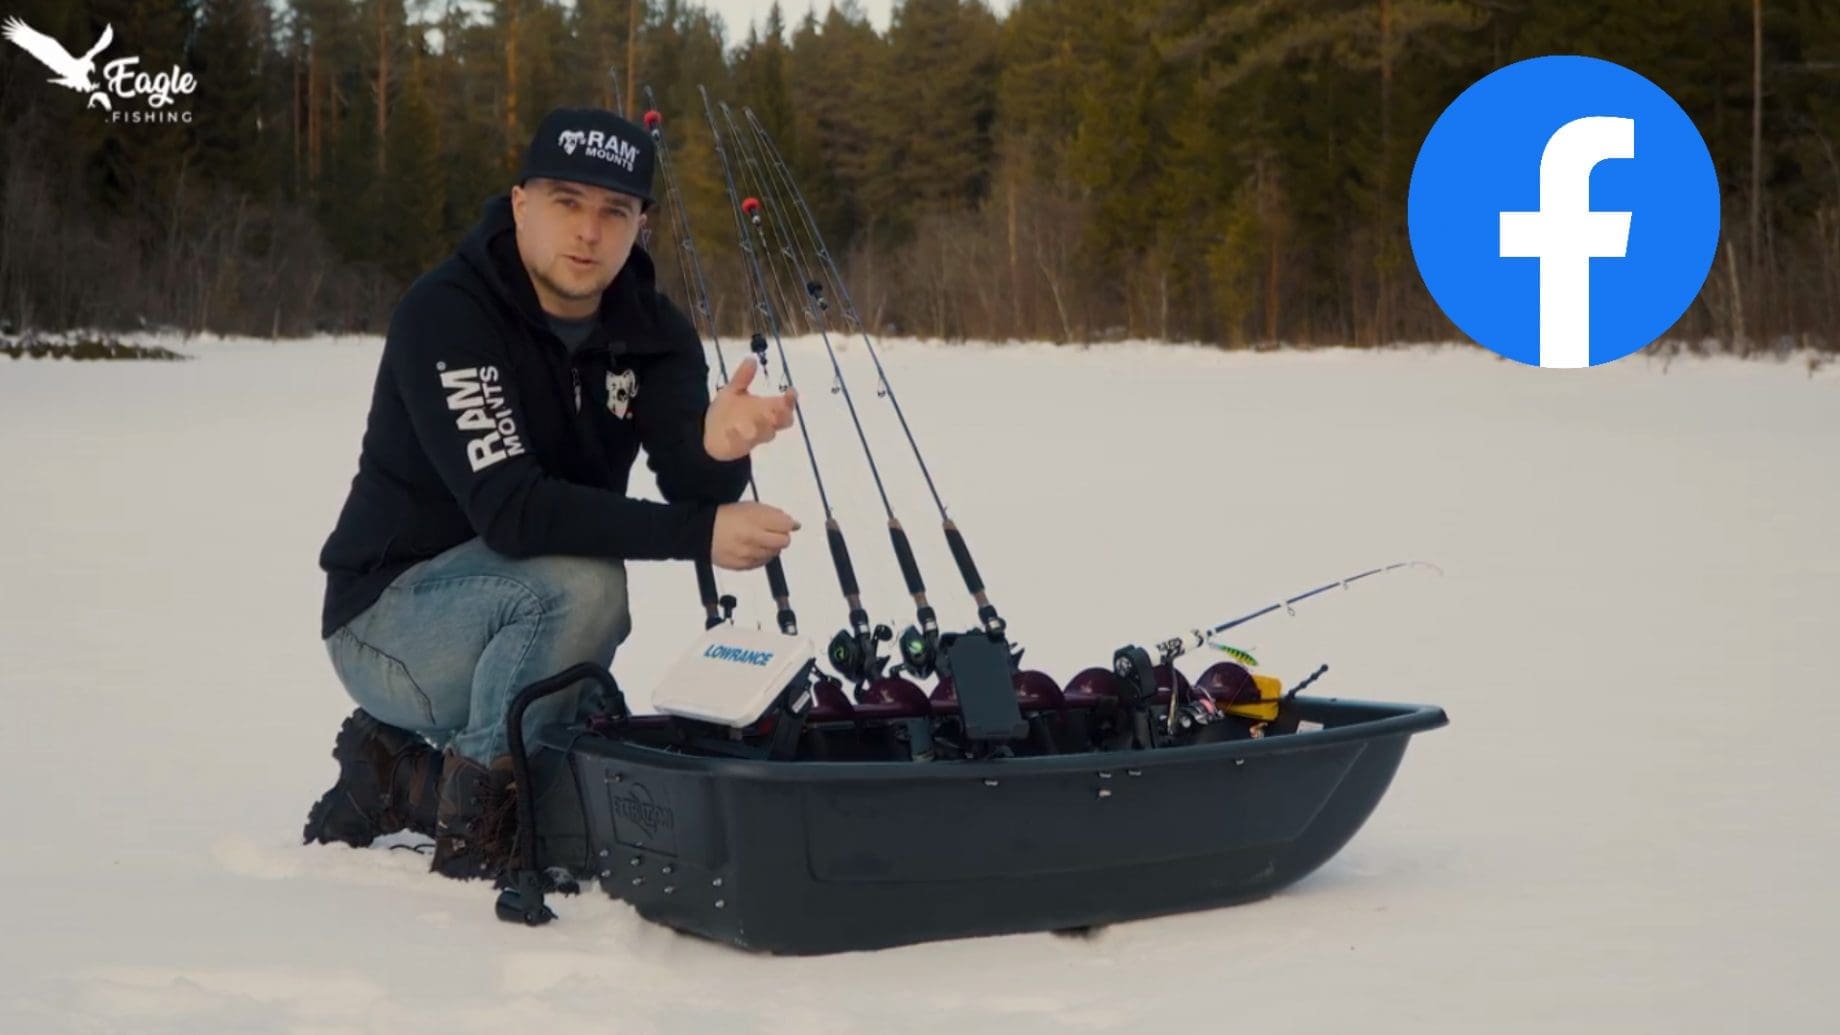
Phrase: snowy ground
[{"left": 1, "top": 335, "right": 1835, "bottom": 1033}]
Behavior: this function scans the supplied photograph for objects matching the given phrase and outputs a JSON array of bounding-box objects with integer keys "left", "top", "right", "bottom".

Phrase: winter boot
[
  {"left": 302, "top": 709, "right": 442, "bottom": 848},
  {"left": 430, "top": 750, "right": 520, "bottom": 882}
]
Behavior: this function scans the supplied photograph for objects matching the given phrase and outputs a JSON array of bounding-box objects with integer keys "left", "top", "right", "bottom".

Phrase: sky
[
  {"left": 417, "top": 2, "right": 1018, "bottom": 51},
  {"left": 695, "top": 1, "right": 1015, "bottom": 43},
  {"left": 706, "top": 0, "right": 895, "bottom": 38}
]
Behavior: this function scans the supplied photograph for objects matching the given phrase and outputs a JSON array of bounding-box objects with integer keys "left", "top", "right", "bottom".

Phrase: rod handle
[
  {"left": 695, "top": 557, "right": 720, "bottom": 623},
  {"left": 827, "top": 523, "right": 861, "bottom": 598},
  {"left": 889, "top": 521, "right": 926, "bottom": 596},
  {"left": 944, "top": 520, "right": 984, "bottom": 596}
]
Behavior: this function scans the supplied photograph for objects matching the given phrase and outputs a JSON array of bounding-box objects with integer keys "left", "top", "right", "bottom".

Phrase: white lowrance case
[{"left": 651, "top": 625, "right": 817, "bottom": 728}]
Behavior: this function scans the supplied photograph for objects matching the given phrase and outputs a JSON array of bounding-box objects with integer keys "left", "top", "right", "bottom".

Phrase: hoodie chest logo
[{"left": 606, "top": 368, "right": 638, "bottom": 420}]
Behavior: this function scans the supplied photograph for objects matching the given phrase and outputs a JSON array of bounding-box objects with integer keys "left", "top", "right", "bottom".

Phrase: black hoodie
[{"left": 316, "top": 194, "right": 749, "bottom": 639}]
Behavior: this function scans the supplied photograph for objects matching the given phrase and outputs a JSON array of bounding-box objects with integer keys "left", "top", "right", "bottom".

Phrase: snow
[{"left": 2, "top": 334, "right": 1836, "bottom": 1032}]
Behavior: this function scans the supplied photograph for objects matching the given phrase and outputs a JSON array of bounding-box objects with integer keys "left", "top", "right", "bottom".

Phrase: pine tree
[
  {"left": 381, "top": 46, "right": 446, "bottom": 281},
  {"left": 736, "top": 4, "right": 798, "bottom": 169},
  {"left": 786, "top": 1, "right": 885, "bottom": 247},
  {"left": 0, "top": 0, "right": 1833, "bottom": 345},
  {"left": 191, "top": 0, "right": 271, "bottom": 198},
  {"left": 82, "top": 0, "right": 198, "bottom": 214},
  {"left": 871, "top": 0, "right": 1000, "bottom": 230}
]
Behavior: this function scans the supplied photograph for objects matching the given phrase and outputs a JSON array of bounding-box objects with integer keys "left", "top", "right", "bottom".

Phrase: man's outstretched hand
[{"left": 704, "top": 357, "right": 796, "bottom": 462}]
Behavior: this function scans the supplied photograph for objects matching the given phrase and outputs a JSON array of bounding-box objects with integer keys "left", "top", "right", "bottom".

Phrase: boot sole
[
  {"left": 300, "top": 712, "right": 389, "bottom": 848},
  {"left": 302, "top": 786, "right": 376, "bottom": 847}
]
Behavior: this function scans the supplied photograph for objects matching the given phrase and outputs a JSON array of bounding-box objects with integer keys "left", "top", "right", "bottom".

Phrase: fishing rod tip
[
  {"left": 643, "top": 109, "right": 662, "bottom": 130},
  {"left": 742, "top": 197, "right": 762, "bottom": 214}
]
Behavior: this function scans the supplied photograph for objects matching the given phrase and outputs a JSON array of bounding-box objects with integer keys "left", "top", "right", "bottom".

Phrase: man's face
[{"left": 511, "top": 178, "right": 645, "bottom": 316}]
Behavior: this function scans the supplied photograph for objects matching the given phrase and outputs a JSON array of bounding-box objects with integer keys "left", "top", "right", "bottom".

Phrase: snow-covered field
[{"left": 1, "top": 335, "right": 1835, "bottom": 1033}]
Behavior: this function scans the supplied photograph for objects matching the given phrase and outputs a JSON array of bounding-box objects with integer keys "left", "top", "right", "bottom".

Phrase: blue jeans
[{"left": 323, "top": 537, "right": 632, "bottom": 763}]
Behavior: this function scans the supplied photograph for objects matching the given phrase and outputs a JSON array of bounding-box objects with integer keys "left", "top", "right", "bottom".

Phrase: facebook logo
[{"left": 1408, "top": 56, "right": 1720, "bottom": 368}]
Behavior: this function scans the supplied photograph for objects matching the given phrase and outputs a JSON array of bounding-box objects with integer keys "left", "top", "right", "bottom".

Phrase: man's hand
[
  {"left": 711, "top": 501, "right": 800, "bottom": 571},
  {"left": 704, "top": 357, "right": 796, "bottom": 462}
]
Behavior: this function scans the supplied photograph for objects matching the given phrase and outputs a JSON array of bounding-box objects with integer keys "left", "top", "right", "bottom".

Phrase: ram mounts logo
[
  {"left": 2, "top": 17, "right": 198, "bottom": 124},
  {"left": 606, "top": 368, "right": 637, "bottom": 420},
  {"left": 437, "top": 362, "right": 526, "bottom": 472},
  {"left": 557, "top": 127, "right": 639, "bottom": 171}
]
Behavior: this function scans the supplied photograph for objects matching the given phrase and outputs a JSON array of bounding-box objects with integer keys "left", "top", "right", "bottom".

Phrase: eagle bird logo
[{"left": 2, "top": 17, "right": 115, "bottom": 111}]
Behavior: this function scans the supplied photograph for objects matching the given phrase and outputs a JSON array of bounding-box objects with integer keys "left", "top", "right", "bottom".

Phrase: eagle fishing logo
[{"left": 2, "top": 17, "right": 197, "bottom": 122}]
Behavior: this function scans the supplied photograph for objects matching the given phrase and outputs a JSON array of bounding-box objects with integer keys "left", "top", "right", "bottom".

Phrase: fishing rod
[
  {"left": 641, "top": 91, "right": 725, "bottom": 381},
  {"left": 741, "top": 108, "right": 1008, "bottom": 654},
  {"left": 719, "top": 102, "right": 949, "bottom": 680},
  {"left": 641, "top": 88, "right": 724, "bottom": 634},
  {"left": 700, "top": 85, "right": 894, "bottom": 687},
  {"left": 1100, "top": 560, "right": 1438, "bottom": 743},
  {"left": 731, "top": 188, "right": 813, "bottom": 343},
  {"left": 1151, "top": 561, "right": 1443, "bottom": 663},
  {"left": 641, "top": 89, "right": 797, "bottom": 636}
]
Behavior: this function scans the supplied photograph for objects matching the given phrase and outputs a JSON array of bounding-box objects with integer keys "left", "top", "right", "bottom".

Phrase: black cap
[{"left": 517, "top": 107, "right": 655, "bottom": 208}]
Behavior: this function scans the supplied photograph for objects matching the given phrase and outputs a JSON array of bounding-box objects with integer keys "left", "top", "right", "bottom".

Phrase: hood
[{"left": 457, "top": 193, "right": 664, "bottom": 344}]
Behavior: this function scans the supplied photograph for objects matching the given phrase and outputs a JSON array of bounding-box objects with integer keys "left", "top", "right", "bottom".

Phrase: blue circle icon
[{"left": 1408, "top": 56, "right": 1721, "bottom": 368}]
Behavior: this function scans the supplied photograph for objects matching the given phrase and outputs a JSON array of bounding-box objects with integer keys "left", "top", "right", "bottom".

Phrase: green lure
[{"left": 1205, "top": 641, "right": 1259, "bottom": 668}]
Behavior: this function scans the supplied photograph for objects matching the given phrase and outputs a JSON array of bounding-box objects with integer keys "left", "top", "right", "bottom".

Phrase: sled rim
[{"left": 562, "top": 696, "right": 1447, "bottom": 781}]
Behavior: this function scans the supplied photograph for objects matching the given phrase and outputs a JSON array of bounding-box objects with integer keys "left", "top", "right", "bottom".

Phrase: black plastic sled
[{"left": 510, "top": 658, "right": 1447, "bottom": 955}]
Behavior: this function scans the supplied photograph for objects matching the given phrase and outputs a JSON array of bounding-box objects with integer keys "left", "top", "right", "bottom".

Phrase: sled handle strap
[{"left": 498, "top": 662, "right": 627, "bottom": 927}]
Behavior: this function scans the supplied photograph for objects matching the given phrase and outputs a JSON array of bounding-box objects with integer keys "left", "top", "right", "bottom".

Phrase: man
[{"left": 304, "top": 107, "right": 799, "bottom": 880}]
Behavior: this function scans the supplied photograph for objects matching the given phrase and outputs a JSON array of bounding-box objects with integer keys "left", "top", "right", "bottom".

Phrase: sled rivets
[
  {"left": 1234, "top": 759, "right": 1246, "bottom": 767},
  {"left": 1098, "top": 771, "right": 1113, "bottom": 780},
  {"left": 600, "top": 870, "right": 611, "bottom": 878},
  {"left": 1127, "top": 769, "right": 1143, "bottom": 778},
  {"left": 664, "top": 886, "right": 675, "bottom": 895},
  {"left": 712, "top": 877, "right": 724, "bottom": 887},
  {"left": 599, "top": 849, "right": 609, "bottom": 858},
  {"left": 714, "top": 899, "right": 726, "bottom": 910},
  {"left": 662, "top": 865, "right": 675, "bottom": 875},
  {"left": 984, "top": 778, "right": 1000, "bottom": 787},
  {"left": 630, "top": 856, "right": 642, "bottom": 866},
  {"left": 632, "top": 878, "right": 644, "bottom": 887},
  {"left": 1097, "top": 788, "right": 1113, "bottom": 799}
]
